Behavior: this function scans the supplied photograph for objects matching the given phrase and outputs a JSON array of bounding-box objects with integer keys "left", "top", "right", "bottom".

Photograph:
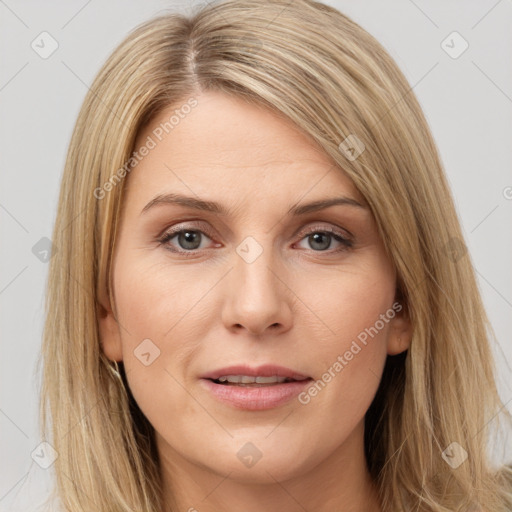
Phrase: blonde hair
[{"left": 39, "top": 0, "right": 512, "bottom": 510}]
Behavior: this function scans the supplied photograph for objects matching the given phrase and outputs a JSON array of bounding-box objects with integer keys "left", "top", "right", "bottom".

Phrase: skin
[{"left": 99, "top": 90, "right": 412, "bottom": 512}]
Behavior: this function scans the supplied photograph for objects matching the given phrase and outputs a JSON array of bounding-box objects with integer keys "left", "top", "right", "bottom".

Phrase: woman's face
[{"left": 100, "top": 90, "right": 411, "bottom": 485}]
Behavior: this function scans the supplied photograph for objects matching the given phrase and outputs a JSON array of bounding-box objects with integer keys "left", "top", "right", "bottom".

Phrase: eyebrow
[{"left": 140, "top": 192, "right": 367, "bottom": 216}]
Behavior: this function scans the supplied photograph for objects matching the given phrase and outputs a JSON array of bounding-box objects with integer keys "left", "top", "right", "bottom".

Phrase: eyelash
[{"left": 157, "top": 223, "right": 354, "bottom": 257}]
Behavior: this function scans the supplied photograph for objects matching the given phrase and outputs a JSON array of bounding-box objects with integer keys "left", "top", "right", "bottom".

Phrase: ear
[
  {"left": 97, "top": 297, "right": 123, "bottom": 362},
  {"left": 386, "top": 299, "right": 413, "bottom": 356}
]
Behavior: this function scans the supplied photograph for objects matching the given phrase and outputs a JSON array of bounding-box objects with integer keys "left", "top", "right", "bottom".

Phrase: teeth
[{"left": 216, "top": 375, "right": 289, "bottom": 384}]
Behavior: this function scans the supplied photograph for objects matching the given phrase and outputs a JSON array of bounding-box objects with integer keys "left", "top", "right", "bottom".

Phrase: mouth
[
  {"left": 200, "top": 364, "right": 311, "bottom": 382},
  {"left": 199, "top": 368, "right": 314, "bottom": 410},
  {"left": 208, "top": 375, "right": 310, "bottom": 387}
]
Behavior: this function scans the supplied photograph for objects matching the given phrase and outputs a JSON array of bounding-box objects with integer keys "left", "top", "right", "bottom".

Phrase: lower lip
[{"left": 200, "top": 378, "right": 312, "bottom": 410}]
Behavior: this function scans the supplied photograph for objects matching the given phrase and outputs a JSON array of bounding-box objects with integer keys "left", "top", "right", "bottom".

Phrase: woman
[{"left": 39, "top": 0, "right": 512, "bottom": 510}]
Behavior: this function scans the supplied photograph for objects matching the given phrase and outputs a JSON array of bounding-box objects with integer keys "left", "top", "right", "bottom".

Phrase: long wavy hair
[{"left": 38, "top": 0, "right": 512, "bottom": 510}]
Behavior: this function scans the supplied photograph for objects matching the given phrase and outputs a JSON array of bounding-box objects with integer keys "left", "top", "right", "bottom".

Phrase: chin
[
  {"left": 218, "top": 457, "right": 309, "bottom": 485},
  {"left": 199, "top": 440, "right": 319, "bottom": 485}
]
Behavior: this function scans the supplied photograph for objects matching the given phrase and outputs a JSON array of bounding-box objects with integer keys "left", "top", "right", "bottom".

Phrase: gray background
[{"left": 1, "top": 1, "right": 511, "bottom": 509}]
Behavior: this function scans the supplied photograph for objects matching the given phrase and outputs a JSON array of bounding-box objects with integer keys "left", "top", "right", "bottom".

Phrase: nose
[{"left": 221, "top": 245, "right": 293, "bottom": 337}]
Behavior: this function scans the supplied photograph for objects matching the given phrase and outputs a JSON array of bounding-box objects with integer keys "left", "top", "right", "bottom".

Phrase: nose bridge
[
  {"left": 223, "top": 234, "right": 292, "bottom": 335},
  {"left": 234, "top": 234, "right": 280, "bottom": 301}
]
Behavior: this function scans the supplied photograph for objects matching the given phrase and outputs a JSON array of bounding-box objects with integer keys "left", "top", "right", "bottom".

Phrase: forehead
[{"left": 127, "top": 90, "right": 365, "bottom": 209}]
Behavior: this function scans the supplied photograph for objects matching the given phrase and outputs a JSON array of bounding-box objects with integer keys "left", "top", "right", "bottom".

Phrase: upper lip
[{"left": 200, "top": 364, "right": 311, "bottom": 381}]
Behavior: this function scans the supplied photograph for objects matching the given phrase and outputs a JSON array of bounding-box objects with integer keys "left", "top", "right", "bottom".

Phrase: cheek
[
  {"left": 113, "top": 255, "right": 212, "bottom": 341},
  {"left": 293, "top": 257, "right": 394, "bottom": 421},
  {"left": 295, "top": 252, "right": 395, "bottom": 347},
  {"left": 111, "top": 256, "right": 219, "bottom": 418}
]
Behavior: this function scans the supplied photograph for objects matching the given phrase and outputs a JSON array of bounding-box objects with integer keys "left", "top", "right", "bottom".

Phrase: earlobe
[
  {"left": 97, "top": 301, "right": 123, "bottom": 362},
  {"left": 386, "top": 303, "right": 413, "bottom": 356}
]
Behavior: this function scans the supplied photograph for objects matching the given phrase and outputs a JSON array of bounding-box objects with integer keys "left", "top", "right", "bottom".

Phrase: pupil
[
  {"left": 310, "top": 232, "right": 330, "bottom": 251},
  {"left": 179, "top": 231, "right": 201, "bottom": 250}
]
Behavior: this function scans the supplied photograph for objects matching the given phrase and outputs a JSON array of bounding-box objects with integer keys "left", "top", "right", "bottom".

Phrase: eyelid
[
  {"left": 158, "top": 220, "right": 216, "bottom": 240},
  {"left": 297, "top": 223, "right": 353, "bottom": 240}
]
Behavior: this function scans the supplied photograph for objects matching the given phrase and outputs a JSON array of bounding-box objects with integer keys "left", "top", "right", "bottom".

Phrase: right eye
[{"left": 158, "top": 226, "right": 218, "bottom": 254}]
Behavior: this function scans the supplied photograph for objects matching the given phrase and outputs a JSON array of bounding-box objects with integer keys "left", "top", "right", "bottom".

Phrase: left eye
[
  {"left": 158, "top": 226, "right": 352, "bottom": 254},
  {"left": 295, "top": 228, "right": 352, "bottom": 252}
]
